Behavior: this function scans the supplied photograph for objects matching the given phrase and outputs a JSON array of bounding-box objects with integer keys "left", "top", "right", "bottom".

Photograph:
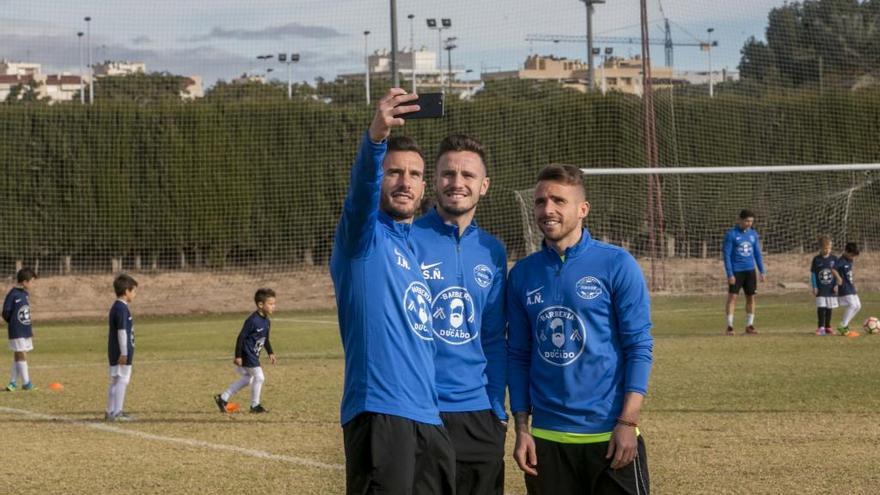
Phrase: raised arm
[{"left": 336, "top": 89, "right": 421, "bottom": 256}]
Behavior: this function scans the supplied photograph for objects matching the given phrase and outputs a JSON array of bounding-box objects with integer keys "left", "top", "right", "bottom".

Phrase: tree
[
  {"left": 4, "top": 80, "right": 49, "bottom": 104},
  {"left": 739, "top": 0, "right": 880, "bottom": 88}
]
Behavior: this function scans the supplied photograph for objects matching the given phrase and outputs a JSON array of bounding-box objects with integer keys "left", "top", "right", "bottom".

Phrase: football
[{"left": 863, "top": 316, "right": 880, "bottom": 335}]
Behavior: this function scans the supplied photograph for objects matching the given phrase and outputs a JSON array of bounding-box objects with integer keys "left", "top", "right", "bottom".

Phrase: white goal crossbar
[{"left": 576, "top": 163, "right": 880, "bottom": 175}]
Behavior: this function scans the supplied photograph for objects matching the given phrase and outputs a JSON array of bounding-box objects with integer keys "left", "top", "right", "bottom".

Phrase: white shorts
[
  {"left": 815, "top": 297, "right": 839, "bottom": 309},
  {"left": 838, "top": 295, "right": 861, "bottom": 307},
  {"left": 8, "top": 338, "right": 33, "bottom": 352},
  {"left": 109, "top": 365, "right": 133, "bottom": 379}
]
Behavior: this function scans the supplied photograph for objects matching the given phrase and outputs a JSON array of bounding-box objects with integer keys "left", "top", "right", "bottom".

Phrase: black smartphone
[{"left": 398, "top": 93, "right": 444, "bottom": 119}]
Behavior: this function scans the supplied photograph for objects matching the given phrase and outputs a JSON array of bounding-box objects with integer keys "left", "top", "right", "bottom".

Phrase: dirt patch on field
[
  {"left": 14, "top": 253, "right": 879, "bottom": 321},
  {"left": 25, "top": 270, "right": 336, "bottom": 321}
]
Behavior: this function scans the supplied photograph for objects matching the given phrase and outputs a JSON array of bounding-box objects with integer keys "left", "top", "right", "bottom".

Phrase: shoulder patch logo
[
  {"left": 576, "top": 276, "right": 604, "bottom": 300},
  {"left": 474, "top": 264, "right": 493, "bottom": 288}
]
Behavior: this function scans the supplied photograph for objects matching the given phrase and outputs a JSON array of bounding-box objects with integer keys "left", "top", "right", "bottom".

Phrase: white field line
[
  {"left": 271, "top": 318, "right": 339, "bottom": 325},
  {"left": 0, "top": 406, "right": 344, "bottom": 471},
  {"left": 29, "top": 351, "right": 342, "bottom": 370}
]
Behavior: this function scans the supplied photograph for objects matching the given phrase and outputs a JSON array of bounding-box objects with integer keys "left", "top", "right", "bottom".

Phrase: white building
[
  {"left": 93, "top": 61, "right": 146, "bottom": 77},
  {"left": 675, "top": 69, "right": 739, "bottom": 86},
  {"left": 0, "top": 61, "right": 42, "bottom": 76}
]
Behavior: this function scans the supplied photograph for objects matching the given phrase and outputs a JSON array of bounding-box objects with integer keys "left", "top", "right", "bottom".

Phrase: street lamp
[
  {"left": 444, "top": 37, "right": 457, "bottom": 94},
  {"left": 77, "top": 31, "right": 85, "bottom": 104},
  {"left": 364, "top": 30, "right": 371, "bottom": 106},
  {"left": 707, "top": 27, "right": 715, "bottom": 97},
  {"left": 278, "top": 53, "right": 300, "bottom": 99},
  {"left": 408, "top": 13, "right": 416, "bottom": 93},
  {"left": 427, "top": 18, "right": 451, "bottom": 93},
  {"left": 84, "top": 16, "right": 93, "bottom": 104},
  {"left": 256, "top": 54, "right": 274, "bottom": 81},
  {"left": 580, "top": 0, "right": 605, "bottom": 91}
]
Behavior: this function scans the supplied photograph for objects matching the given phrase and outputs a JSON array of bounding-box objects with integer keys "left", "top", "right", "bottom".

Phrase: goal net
[{"left": 514, "top": 165, "right": 880, "bottom": 294}]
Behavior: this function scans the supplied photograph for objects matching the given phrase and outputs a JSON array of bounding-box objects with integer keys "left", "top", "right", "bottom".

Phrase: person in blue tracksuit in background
[
  {"left": 330, "top": 88, "right": 454, "bottom": 494},
  {"left": 411, "top": 134, "right": 508, "bottom": 494},
  {"left": 722, "top": 209, "right": 766, "bottom": 335},
  {"left": 508, "top": 164, "right": 654, "bottom": 495}
]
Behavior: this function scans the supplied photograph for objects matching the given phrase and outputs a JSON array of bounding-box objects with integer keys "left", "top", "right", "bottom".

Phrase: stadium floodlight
[
  {"left": 84, "top": 16, "right": 93, "bottom": 104},
  {"left": 707, "top": 27, "right": 715, "bottom": 97},
  {"left": 77, "top": 31, "right": 85, "bottom": 104},
  {"left": 427, "top": 17, "right": 452, "bottom": 94}
]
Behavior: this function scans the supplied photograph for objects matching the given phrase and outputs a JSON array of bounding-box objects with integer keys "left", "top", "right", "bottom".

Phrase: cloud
[{"left": 188, "top": 22, "right": 345, "bottom": 42}]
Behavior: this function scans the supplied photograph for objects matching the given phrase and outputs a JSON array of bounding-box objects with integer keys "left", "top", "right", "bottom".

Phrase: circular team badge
[
  {"left": 576, "top": 276, "right": 604, "bottom": 300},
  {"left": 819, "top": 268, "right": 834, "bottom": 286},
  {"left": 473, "top": 264, "right": 493, "bottom": 289},
  {"left": 432, "top": 287, "right": 477, "bottom": 345},
  {"left": 17, "top": 305, "right": 30, "bottom": 325},
  {"left": 403, "top": 282, "right": 433, "bottom": 340},
  {"left": 535, "top": 306, "right": 586, "bottom": 367},
  {"left": 737, "top": 241, "right": 753, "bottom": 257}
]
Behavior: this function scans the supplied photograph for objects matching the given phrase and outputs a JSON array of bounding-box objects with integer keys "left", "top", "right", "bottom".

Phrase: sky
[{"left": 0, "top": 0, "right": 788, "bottom": 86}]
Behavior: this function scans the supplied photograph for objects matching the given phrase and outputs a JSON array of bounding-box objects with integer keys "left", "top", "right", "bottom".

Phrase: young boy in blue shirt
[
  {"left": 4, "top": 268, "right": 37, "bottom": 391},
  {"left": 215, "top": 288, "right": 277, "bottom": 414},
  {"left": 106, "top": 274, "right": 138, "bottom": 421},
  {"left": 811, "top": 236, "right": 842, "bottom": 336}
]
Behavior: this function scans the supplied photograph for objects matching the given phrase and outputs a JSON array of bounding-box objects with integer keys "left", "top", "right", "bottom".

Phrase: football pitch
[{"left": 3, "top": 293, "right": 879, "bottom": 494}]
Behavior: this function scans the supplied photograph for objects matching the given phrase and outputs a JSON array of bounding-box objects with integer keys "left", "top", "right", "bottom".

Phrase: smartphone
[{"left": 398, "top": 93, "right": 444, "bottom": 119}]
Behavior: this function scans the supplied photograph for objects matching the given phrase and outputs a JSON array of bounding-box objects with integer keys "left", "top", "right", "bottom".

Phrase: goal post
[{"left": 514, "top": 164, "right": 880, "bottom": 294}]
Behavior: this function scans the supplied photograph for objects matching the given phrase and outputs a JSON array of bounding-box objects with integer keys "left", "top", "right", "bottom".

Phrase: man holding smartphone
[
  {"left": 331, "top": 88, "right": 454, "bottom": 494},
  {"left": 410, "top": 134, "right": 508, "bottom": 494}
]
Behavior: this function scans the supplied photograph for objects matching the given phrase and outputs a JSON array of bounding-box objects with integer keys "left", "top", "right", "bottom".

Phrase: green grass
[{"left": 2, "top": 294, "right": 880, "bottom": 494}]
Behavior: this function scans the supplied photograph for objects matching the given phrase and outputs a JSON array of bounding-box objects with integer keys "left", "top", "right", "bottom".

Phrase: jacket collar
[
  {"left": 542, "top": 228, "right": 592, "bottom": 261},
  {"left": 423, "top": 207, "right": 477, "bottom": 239},
  {"left": 378, "top": 209, "right": 413, "bottom": 238}
]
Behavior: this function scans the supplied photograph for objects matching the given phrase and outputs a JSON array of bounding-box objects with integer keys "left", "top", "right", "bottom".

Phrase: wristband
[{"left": 617, "top": 418, "right": 638, "bottom": 428}]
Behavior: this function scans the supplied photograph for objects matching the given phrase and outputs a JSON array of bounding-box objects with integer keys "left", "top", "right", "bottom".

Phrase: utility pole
[
  {"left": 85, "top": 16, "right": 93, "bottom": 104},
  {"left": 364, "top": 31, "right": 371, "bottom": 105},
  {"left": 581, "top": 0, "right": 605, "bottom": 91},
  {"left": 390, "top": 0, "right": 400, "bottom": 88},
  {"left": 408, "top": 14, "right": 416, "bottom": 93},
  {"left": 77, "top": 31, "right": 85, "bottom": 104}
]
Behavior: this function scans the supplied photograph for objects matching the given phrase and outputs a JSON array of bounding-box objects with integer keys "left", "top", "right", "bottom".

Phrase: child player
[
  {"left": 4, "top": 268, "right": 37, "bottom": 391},
  {"left": 215, "top": 288, "right": 277, "bottom": 414},
  {"left": 106, "top": 274, "right": 138, "bottom": 421},
  {"left": 810, "top": 236, "right": 842, "bottom": 336},
  {"left": 833, "top": 242, "right": 862, "bottom": 335}
]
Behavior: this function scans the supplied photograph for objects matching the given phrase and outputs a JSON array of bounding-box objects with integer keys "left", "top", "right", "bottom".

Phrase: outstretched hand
[{"left": 368, "top": 89, "right": 420, "bottom": 143}]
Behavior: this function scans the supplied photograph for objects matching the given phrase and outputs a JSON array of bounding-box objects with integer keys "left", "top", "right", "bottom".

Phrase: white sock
[
  {"left": 841, "top": 304, "right": 861, "bottom": 327},
  {"left": 10, "top": 362, "right": 17, "bottom": 384},
  {"left": 113, "top": 380, "right": 129, "bottom": 414},
  {"left": 16, "top": 361, "right": 29, "bottom": 385},
  {"left": 249, "top": 367, "right": 265, "bottom": 407},
  {"left": 107, "top": 377, "right": 119, "bottom": 414},
  {"left": 726, "top": 314, "right": 734, "bottom": 327},
  {"left": 222, "top": 367, "right": 252, "bottom": 401},
  {"left": 746, "top": 314, "right": 755, "bottom": 326}
]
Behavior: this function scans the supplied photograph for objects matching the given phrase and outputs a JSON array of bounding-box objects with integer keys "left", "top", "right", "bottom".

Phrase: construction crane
[{"left": 526, "top": 19, "right": 716, "bottom": 68}]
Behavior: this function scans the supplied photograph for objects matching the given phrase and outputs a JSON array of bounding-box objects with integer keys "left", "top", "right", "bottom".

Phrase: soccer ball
[{"left": 864, "top": 317, "right": 880, "bottom": 335}]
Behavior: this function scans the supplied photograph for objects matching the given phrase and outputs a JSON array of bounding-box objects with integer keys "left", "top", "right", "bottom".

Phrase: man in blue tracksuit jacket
[
  {"left": 330, "top": 89, "right": 454, "bottom": 494},
  {"left": 410, "top": 134, "right": 507, "bottom": 494},
  {"left": 508, "top": 164, "right": 653, "bottom": 495},
  {"left": 722, "top": 209, "right": 766, "bottom": 335}
]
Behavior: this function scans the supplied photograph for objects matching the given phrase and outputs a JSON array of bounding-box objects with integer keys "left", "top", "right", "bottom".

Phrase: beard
[{"left": 380, "top": 194, "right": 418, "bottom": 221}]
